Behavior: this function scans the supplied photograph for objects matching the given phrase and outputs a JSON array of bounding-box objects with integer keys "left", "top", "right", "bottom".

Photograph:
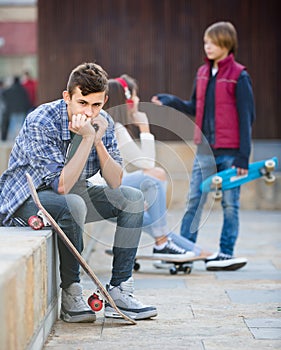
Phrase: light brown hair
[{"left": 204, "top": 21, "right": 238, "bottom": 56}]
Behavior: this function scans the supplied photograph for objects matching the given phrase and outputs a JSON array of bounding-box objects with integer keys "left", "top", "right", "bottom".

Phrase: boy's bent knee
[
  {"left": 63, "top": 194, "right": 87, "bottom": 226},
  {"left": 120, "top": 186, "right": 144, "bottom": 213},
  {"left": 122, "top": 186, "right": 143, "bottom": 201}
]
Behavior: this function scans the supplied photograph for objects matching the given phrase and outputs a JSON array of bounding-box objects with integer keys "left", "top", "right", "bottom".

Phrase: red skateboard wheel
[
  {"left": 28, "top": 215, "right": 44, "bottom": 230},
  {"left": 88, "top": 294, "right": 103, "bottom": 311}
]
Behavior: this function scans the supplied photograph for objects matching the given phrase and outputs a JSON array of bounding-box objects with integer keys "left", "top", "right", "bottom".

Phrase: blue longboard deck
[{"left": 200, "top": 156, "right": 278, "bottom": 193}]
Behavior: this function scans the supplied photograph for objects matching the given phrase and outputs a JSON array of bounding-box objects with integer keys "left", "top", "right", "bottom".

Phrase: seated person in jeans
[{"left": 0, "top": 62, "right": 157, "bottom": 322}]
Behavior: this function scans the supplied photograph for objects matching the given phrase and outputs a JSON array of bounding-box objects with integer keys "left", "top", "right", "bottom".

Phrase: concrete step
[
  {"left": 0, "top": 227, "right": 59, "bottom": 350},
  {"left": 0, "top": 222, "right": 97, "bottom": 350}
]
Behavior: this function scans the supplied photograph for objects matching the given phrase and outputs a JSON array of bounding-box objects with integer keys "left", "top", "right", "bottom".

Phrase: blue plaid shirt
[{"left": 0, "top": 99, "right": 122, "bottom": 225}]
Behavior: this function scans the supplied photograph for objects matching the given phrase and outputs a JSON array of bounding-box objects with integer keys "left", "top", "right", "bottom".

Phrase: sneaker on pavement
[
  {"left": 60, "top": 282, "right": 96, "bottom": 323},
  {"left": 105, "top": 277, "right": 157, "bottom": 320},
  {"left": 153, "top": 239, "right": 195, "bottom": 260},
  {"left": 205, "top": 252, "right": 247, "bottom": 271}
]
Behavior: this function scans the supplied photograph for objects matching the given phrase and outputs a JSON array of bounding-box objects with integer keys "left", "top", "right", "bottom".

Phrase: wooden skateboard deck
[
  {"left": 134, "top": 254, "right": 207, "bottom": 275},
  {"left": 134, "top": 254, "right": 206, "bottom": 263},
  {"left": 26, "top": 173, "right": 136, "bottom": 325},
  {"left": 200, "top": 156, "right": 278, "bottom": 200},
  {"left": 105, "top": 249, "right": 206, "bottom": 275}
]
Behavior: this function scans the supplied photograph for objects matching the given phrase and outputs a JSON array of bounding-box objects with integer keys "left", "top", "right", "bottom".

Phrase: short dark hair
[{"left": 67, "top": 62, "right": 108, "bottom": 97}]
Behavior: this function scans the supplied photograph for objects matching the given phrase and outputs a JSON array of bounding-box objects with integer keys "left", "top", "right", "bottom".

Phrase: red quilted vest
[{"left": 194, "top": 54, "right": 245, "bottom": 148}]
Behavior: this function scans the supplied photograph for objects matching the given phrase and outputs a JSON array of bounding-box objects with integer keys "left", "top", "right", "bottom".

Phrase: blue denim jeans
[
  {"left": 122, "top": 171, "right": 167, "bottom": 237},
  {"left": 122, "top": 170, "right": 201, "bottom": 254},
  {"left": 15, "top": 183, "right": 144, "bottom": 288},
  {"left": 180, "top": 154, "right": 240, "bottom": 256}
]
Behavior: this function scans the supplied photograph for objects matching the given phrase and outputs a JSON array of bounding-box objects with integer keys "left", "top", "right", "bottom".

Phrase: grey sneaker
[
  {"left": 60, "top": 282, "right": 96, "bottom": 323},
  {"left": 105, "top": 277, "right": 157, "bottom": 320}
]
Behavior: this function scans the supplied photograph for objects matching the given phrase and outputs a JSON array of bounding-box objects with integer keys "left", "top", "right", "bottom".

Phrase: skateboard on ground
[
  {"left": 200, "top": 156, "right": 278, "bottom": 200},
  {"left": 105, "top": 249, "right": 206, "bottom": 275},
  {"left": 26, "top": 173, "right": 136, "bottom": 325}
]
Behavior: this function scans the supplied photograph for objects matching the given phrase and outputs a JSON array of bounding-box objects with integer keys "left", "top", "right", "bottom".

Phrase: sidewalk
[{"left": 43, "top": 209, "right": 281, "bottom": 350}]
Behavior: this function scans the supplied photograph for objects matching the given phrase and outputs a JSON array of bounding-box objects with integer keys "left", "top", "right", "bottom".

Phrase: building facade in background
[
  {"left": 0, "top": 0, "right": 280, "bottom": 142},
  {"left": 0, "top": 0, "right": 37, "bottom": 84}
]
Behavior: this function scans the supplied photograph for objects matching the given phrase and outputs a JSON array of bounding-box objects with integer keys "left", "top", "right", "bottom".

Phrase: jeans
[
  {"left": 122, "top": 171, "right": 167, "bottom": 238},
  {"left": 15, "top": 184, "right": 144, "bottom": 289},
  {"left": 180, "top": 154, "right": 240, "bottom": 256},
  {"left": 122, "top": 170, "right": 201, "bottom": 254}
]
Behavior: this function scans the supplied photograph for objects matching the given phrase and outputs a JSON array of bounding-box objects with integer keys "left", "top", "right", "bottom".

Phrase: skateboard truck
[
  {"left": 261, "top": 159, "right": 276, "bottom": 184},
  {"left": 211, "top": 176, "right": 223, "bottom": 200},
  {"left": 152, "top": 261, "right": 193, "bottom": 275}
]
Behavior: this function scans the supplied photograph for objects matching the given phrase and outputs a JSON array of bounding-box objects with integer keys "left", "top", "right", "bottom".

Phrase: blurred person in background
[
  {"left": 22, "top": 70, "right": 38, "bottom": 111},
  {"left": 2, "top": 76, "right": 31, "bottom": 141},
  {"left": 0, "top": 80, "right": 6, "bottom": 140},
  {"left": 103, "top": 74, "right": 210, "bottom": 260},
  {"left": 151, "top": 21, "right": 255, "bottom": 271}
]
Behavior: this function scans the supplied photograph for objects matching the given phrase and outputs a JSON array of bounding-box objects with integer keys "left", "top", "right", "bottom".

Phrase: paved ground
[{"left": 43, "top": 209, "right": 281, "bottom": 350}]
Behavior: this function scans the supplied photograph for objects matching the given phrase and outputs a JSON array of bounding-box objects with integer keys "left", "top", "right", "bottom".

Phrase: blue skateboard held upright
[{"left": 200, "top": 156, "right": 278, "bottom": 200}]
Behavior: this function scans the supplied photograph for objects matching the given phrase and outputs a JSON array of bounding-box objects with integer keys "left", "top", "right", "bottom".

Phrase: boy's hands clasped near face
[
  {"left": 68, "top": 113, "right": 94, "bottom": 136},
  {"left": 90, "top": 114, "right": 108, "bottom": 146},
  {"left": 68, "top": 113, "right": 108, "bottom": 146}
]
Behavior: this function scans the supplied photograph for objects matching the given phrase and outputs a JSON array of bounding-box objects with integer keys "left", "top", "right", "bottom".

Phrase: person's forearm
[
  {"left": 138, "top": 124, "right": 150, "bottom": 133},
  {"left": 58, "top": 136, "right": 93, "bottom": 194},
  {"left": 96, "top": 142, "right": 123, "bottom": 188},
  {"left": 157, "top": 93, "right": 196, "bottom": 116}
]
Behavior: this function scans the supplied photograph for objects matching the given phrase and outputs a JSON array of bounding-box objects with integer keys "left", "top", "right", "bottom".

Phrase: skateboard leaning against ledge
[{"left": 26, "top": 172, "right": 136, "bottom": 325}]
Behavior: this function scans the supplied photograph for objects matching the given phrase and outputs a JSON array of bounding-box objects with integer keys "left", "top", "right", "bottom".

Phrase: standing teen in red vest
[{"left": 151, "top": 21, "right": 255, "bottom": 271}]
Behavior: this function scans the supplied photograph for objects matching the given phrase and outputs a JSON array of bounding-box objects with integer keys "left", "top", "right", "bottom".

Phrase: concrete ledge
[
  {"left": 0, "top": 222, "right": 98, "bottom": 350},
  {"left": 0, "top": 227, "right": 60, "bottom": 350}
]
